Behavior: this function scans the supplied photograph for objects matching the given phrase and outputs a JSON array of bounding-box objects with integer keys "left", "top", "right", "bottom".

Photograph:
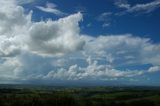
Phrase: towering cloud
[{"left": 28, "top": 12, "right": 85, "bottom": 56}]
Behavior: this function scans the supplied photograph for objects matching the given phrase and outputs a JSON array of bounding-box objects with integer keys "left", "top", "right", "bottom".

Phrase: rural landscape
[{"left": 0, "top": 85, "right": 160, "bottom": 106}]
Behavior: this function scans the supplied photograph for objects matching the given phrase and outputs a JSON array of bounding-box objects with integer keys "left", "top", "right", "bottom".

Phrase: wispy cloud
[
  {"left": 115, "top": 0, "right": 160, "bottom": 15},
  {"left": 114, "top": 0, "right": 130, "bottom": 9},
  {"left": 17, "top": 0, "right": 36, "bottom": 4},
  {"left": 36, "top": 2, "right": 66, "bottom": 16},
  {"left": 97, "top": 12, "right": 112, "bottom": 27}
]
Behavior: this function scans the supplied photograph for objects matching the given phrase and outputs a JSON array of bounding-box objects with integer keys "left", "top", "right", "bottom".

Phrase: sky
[{"left": 0, "top": 0, "right": 160, "bottom": 86}]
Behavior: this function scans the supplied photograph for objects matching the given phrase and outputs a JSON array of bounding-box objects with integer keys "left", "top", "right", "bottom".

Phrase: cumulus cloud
[
  {"left": 0, "top": 36, "right": 21, "bottom": 57},
  {"left": 21, "top": 35, "right": 160, "bottom": 81},
  {"left": 44, "top": 57, "right": 144, "bottom": 80},
  {"left": 0, "top": 0, "right": 85, "bottom": 57},
  {"left": 28, "top": 12, "right": 85, "bottom": 56},
  {"left": 115, "top": 0, "right": 160, "bottom": 14},
  {"left": 0, "top": 0, "right": 31, "bottom": 57},
  {"left": 43, "top": 34, "right": 160, "bottom": 80},
  {"left": 36, "top": 2, "right": 66, "bottom": 16},
  {"left": 0, "top": 0, "right": 85, "bottom": 81},
  {"left": 83, "top": 35, "right": 160, "bottom": 66},
  {"left": 148, "top": 66, "right": 160, "bottom": 72},
  {"left": 0, "top": 1, "right": 31, "bottom": 34}
]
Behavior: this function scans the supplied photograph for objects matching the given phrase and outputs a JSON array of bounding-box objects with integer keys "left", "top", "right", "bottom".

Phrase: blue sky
[
  {"left": 24, "top": 0, "right": 160, "bottom": 42},
  {"left": 0, "top": 0, "right": 160, "bottom": 86}
]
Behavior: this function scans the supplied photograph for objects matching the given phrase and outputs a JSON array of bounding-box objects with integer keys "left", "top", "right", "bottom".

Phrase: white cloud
[
  {"left": 0, "top": 1, "right": 31, "bottom": 35},
  {"left": 0, "top": 1, "right": 85, "bottom": 57},
  {"left": 16, "top": 0, "right": 36, "bottom": 4},
  {"left": 148, "top": 66, "right": 160, "bottom": 72},
  {"left": 114, "top": 0, "right": 130, "bottom": 9},
  {"left": 115, "top": 0, "right": 160, "bottom": 14},
  {"left": 97, "top": 12, "right": 112, "bottom": 27},
  {"left": 0, "top": 0, "right": 85, "bottom": 81},
  {"left": 0, "top": 36, "right": 21, "bottom": 57},
  {"left": 0, "top": 0, "right": 31, "bottom": 57},
  {"left": 42, "top": 34, "right": 160, "bottom": 80},
  {"left": 102, "top": 23, "right": 110, "bottom": 27},
  {"left": 83, "top": 35, "right": 160, "bottom": 66},
  {"left": 36, "top": 2, "right": 66, "bottom": 16},
  {"left": 28, "top": 12, "right": 85, "bottom": 56},
  {"left": 26, "top": 34, "right": 160, "bottom": 81},
  {"left": 44, "top": 56, "right": 144, "bottom": 80},
  {"left": 97, "top": 12, "right": 112, "bottom": 21},
  {"left": 128, "top": 0, "right": 160, "bottom": 13}
]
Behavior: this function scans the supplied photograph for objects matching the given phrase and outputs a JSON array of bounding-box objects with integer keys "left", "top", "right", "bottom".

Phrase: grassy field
[{"left": 0, "top": 85, "right": 160, "bottom": 106}]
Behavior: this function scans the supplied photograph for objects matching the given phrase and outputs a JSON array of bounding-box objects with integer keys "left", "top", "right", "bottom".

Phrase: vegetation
[{"left": 0, "top": 85, "right": 160, "bottom": 106}]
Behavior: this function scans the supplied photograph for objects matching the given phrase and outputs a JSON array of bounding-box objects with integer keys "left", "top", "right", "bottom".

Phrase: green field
[{"left": 0, "top": 85, "right": 160, "bottom": 106}]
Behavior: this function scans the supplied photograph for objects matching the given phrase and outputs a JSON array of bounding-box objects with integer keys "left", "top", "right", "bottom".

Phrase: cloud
[
  {"left": 19, "top": 35, "right": 160, "bottom": 81},
  {"left": 44, "top": 57, "right": 144, "bottom": 80},
  {"left": 16, "top": 0, "right": 36, "bottom": 4},
  {"left": 114, "top": 0, "right": 130, "bottom": 9},
  {"left": 0, "top": 0, "right": 31, "bottom": 57},
  {"left": 36, "top": 2, "right": 66, "bottom": 16},
  {"left": 148, "top": 66, "right": 160, "bottom": 72},
  {"left": 0, "top": 1, "right": 30, "bottom": 34},
  {"left": 102, "top": 23, "right": 110, "bottom": 27},
  {"left": 83, "top": 35, "right": 160, "bottom": 66},
  {"left": 97, "top": 12, "right": 112, "bottom": 21},
  {"left": 97, "top": 12, "right": 112, "bottom": 27},
  {"left": 0, "top": 0, "right": 85, "bottom": 81},
  {"left": 0, "top": 36, "right": 21, "bottom": 57},
  {"left": 0, "top": 1, "right": 85, "bottom": 57},
  {"left": 115, "top": 0, "right": 160, "bottom": 14},
  {"left": 28, "top": 12, "right": 85, "bottom": 56}
]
